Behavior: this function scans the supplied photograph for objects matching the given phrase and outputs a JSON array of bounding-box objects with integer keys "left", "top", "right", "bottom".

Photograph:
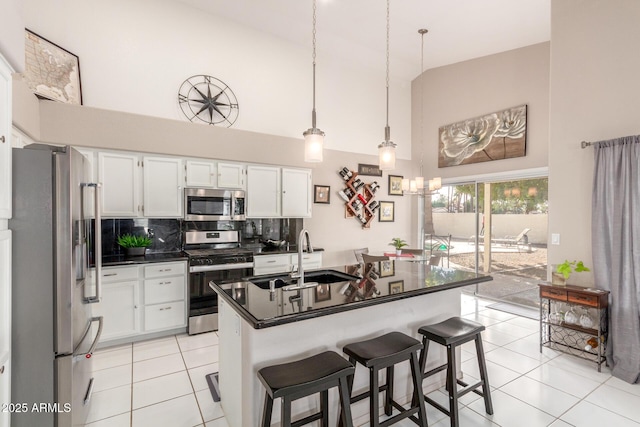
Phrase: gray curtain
[{"left": 591, "top": 135, "right": 640, "bottom": 384}]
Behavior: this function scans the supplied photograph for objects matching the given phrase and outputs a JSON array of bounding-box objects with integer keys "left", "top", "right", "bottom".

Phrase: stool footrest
[
  {"left": 422, "top": 363, "right": 447, "bottom": 379},
  {"left": 291, "top": 411, "right": 323, "bottom": 427},
  {"left": 424, "top": 395, "right": 450, "bottom": 417},
  {"left": 350, "top": 383, "right": 389, "bottom": 404},
  {"left": 379, "top": 406, "right": 419, "bottom": 427},
  {"left": 456, "top": 379, "right": 487, "bottom": 399}
]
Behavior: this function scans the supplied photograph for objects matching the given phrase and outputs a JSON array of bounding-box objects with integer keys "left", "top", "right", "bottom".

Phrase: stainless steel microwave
[{"left": 184, "top": 188, "right": 246, "bottom": 221}]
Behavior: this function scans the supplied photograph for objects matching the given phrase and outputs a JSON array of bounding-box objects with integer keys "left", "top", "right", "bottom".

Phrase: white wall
[
  {"left": 547, "top": 0, "right": 640, "bottom": 279},
  {"left": 17, "top": 0, "right": 412, "bottom": 160},
  {"left": 0, "top": 0, "right": 24, "bottom": 70}
]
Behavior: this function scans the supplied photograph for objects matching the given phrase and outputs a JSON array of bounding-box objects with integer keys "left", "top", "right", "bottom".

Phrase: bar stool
[
  {"left": 340, "top": 332, "right": 428, "bottom": 427},
  {"left": 416, "top": 317, "right": 493, "bottom": 427},
  {"left": 257, "top": 350, "right": 355, "bottom": 427}
]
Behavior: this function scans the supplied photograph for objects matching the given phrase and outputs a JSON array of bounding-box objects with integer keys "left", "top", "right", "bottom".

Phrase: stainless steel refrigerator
[{"left": 10, "top": 144, "right": 103, "bottom": 427}]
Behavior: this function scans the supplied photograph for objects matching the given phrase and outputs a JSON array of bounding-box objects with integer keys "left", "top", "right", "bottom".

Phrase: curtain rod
[{"left": 581, "top": 141, "right": 593, "bottom": 149}]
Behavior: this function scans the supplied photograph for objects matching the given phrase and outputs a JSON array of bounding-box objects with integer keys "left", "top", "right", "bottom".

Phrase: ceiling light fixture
[
  {"left": 303, "top": 0, "right": 324, "bottom": 163},
  {"left": 402, "top": 28, "right": 442, "bottom": 195},
  {"left": 378, "top": 0, "right": 396, "bottom": 170}
]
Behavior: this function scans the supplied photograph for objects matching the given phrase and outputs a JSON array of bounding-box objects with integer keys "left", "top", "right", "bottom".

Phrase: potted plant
[
  {"left": 552, "top": 260, "right": 590, "bottom": 285},
  {"left": 117, "top": 233, "right": 152, "bottom": 257},
  {"left": 389, "top": 237, "right": 408, "bottom": 256}
]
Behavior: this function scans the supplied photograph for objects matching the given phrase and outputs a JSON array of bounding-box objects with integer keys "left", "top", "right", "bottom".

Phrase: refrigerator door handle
[
  {"left": 75, "top": 316, "right": 104, "bottom": 358},
  {"left": 83, "top": 182, "right": 102, "bottom": 303}
]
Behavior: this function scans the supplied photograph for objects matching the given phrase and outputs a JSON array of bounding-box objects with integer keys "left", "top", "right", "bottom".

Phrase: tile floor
[{"left": 85, "top": 294, "right": 640, "bottom": 427}]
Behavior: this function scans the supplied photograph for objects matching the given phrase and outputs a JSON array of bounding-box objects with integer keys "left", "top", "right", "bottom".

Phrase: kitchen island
[{"left": 211, "top": 261, "right": 491, "bottom": 427}]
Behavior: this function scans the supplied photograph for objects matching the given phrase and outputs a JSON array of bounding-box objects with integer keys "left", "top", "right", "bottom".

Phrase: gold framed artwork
[
  {"left": 388, "top": 175, "right": 403, "bottom": 196},
  {"left": 378, "top": 201, "right": 395, "bottom": 222},
  {"left": 380, "top": 260, "right": 395, "bottom": 277},
  {"left": 438, "top": 104, "right": 527, "bottom": 167},
  {"left": 24, "top": 29, "right": 83, "bottom": 105},
  {"left": 389, "top": 280, "right": 404, "bottom": 294}
]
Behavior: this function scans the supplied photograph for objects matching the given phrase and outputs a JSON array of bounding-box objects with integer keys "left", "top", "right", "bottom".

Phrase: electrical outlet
[{"left": 551, "top": 233, "right": 560, "bottom": 245}]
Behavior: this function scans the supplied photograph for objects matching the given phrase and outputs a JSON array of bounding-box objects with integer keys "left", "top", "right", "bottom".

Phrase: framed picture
[
  {"left": 438, "top": 104, "right": 527, "bottom": 167},
  {"left": 380, "top": 260, "right": 395, "bottom": 277},
  {"left": 315, "top": 284, "right": 331, "bottom": 302},
  {"left": 389, "top": 280, "right": 404, "bottom": 294},
  {"left": 378, "top": 201, "right": 395, "bottom": 222},
  {"left": 388, "top": 175, "right": 403, "bottom": 196},
  {"left": 358, "top": 163, "right": 383, "bottom": 177},
  {"left": 24, "top": 29, "right": 83, "bottom": 105},
  {"left": 314, "top": 185, "right": 330, "bottom": 204}
]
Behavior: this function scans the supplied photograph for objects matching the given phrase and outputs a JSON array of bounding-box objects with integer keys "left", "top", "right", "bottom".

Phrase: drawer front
[
  {"left": 254, "top": 255, "right": 290, "bottom": 269},
  {"left": 144, "top": 275, "right": 186, "bottom": 305},
  {"left": 144, "top": 261, "right": 186, "bottom": 278},
  {"left": 291, "top": 253, "right": 322, "bottom": 266},
  {"left": 567, "top": 292, "right": 598, "bottom": 307},
  {"left": 99, "top": 266, "right": 139, "bottom": 283},
  {"left": 540, "top": 287, "right": 567, "bottom": 301},
  {"left": 144, "top": 301, "right": 186, "bottom": 331}
]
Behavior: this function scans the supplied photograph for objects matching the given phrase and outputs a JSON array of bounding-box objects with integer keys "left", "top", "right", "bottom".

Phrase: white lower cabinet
[
  {"left": 253, "top": 254, "right": 291, "bottom": 276},
  {"left": 253, "top": 252, "right": 323, "bottom": 276},
  {"left": 142, "top": 262, "right": 187, "bottom": 332},
  {"left": 93, "top": 261, "right": 187, "bottom": 345},
  {"left": 92, "top": 265, "right": 140, "bottom": 341}
]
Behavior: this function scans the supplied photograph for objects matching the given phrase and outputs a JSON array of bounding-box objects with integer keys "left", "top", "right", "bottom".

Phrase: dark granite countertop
[
  {"left": 99, "top": 251, "right": 188, "bottom": 267},
  {"left": 210, "top": 261, "right": 492, "bottom": 329}
]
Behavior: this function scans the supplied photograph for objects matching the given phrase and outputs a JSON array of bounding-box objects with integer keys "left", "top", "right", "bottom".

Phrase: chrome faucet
[{"left": 290, "top": 229, "right": 313, "bottom": 287}]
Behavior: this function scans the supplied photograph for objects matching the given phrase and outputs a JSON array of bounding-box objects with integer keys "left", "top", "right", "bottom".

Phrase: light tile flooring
[{"left": 85, "top": 294, "right": 640, "bottom": 427}]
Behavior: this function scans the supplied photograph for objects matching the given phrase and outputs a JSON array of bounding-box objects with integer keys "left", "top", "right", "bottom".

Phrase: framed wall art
[
  {"left": 358, "top": 163, "right": 383, "bottom": 177},
  {"left": 438, "top": 104, "right": 527, "bottom": 167},
  {"left": 389, "top": 280, "right": 404, "bottom": 294},
  {"left": 388, "top": 175, "right": 403, "bottom": 196},
  {"left": 380, "top": 260, "right": 395, "bottom": 277},
  {"left": 378, "top": 201, "right": 395, "bottom": 222},
  {"left": 23, "top": 29, "right": 83, "bottom": 105},
  {"left": 314, "top": 185, "right": 330, "bottom": 204}
]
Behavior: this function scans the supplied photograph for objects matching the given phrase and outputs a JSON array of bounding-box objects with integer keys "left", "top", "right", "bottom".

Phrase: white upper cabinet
[
  {"left": 186, "top": 159, "right": 216, "bottom": 188},
  {"left": 282, "top": 168, "right": 312, "bottom": 218},
  {"left": 143, "top": 156, "right": 183, "bottom": 217},
  {"left": 98, "top": 152, "right": 140, "bottom": 217},
  {"left": 218, "top": 162, "right": 246, "bottom": 189},
  {"left": 247, "top": 166, "right": 281, "bottom": 218},
  {"left": 0, "top": 55, "right": 13, "bottom": 220}
]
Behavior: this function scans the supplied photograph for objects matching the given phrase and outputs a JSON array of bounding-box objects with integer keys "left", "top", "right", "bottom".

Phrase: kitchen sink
[{"left": 249, "top": 269, "right": 359, "bottom": 290}]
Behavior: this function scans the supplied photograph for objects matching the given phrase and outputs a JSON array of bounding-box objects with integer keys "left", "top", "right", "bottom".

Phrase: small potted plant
[
  {"left": 389, "top": 237, "right": 408, "bottom": 256},
  {"left": 553, "top": 260, "right": 590, "bottom": 285},
  {"left": 117, "top": 233, "right": 152, "bottom": 257}
]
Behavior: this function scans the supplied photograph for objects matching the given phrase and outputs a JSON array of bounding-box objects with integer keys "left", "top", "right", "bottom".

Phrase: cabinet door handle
[
  {"left": 266, "top": 260, "right": 276, "bottom": 263},
  {"left": 0, "top": 135, "right": 5, "bottom": 143},
  {"left": 103, "top": 273, "right": 117, "bottom": 277},
  {"left": 0, "top": 365, "right": 4, "bottom": 374},
  {"left": 159, "top": 281, "right": 172, "bottom": 285},
  {"left": 159, "top": 306, "right": 172, "bottom": 311}
]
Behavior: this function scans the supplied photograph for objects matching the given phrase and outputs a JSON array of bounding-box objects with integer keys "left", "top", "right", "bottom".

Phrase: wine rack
[
  {"left": 337, "top": 167, "right": 379, "bottom": 228},
  {"left": 539, "top": 283, "right": 609, "bottom": 371}
]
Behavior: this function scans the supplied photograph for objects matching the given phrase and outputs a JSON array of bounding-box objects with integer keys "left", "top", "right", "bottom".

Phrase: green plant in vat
[
  {"left": 556, "top": 260, "right": 590, "bottom": 280},
  {"left": 117, "top": 234, "right": 152, "bottom": 248}
]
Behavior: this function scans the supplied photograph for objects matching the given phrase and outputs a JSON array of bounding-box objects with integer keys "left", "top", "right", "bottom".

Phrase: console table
[{"left": 539, "top": 283, "right": 609, "bottom": 371}]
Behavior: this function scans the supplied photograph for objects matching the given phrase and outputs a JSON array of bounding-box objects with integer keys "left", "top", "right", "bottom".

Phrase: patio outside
[{"left": 429, "top": 178, "right": 548, "bottom": 311}]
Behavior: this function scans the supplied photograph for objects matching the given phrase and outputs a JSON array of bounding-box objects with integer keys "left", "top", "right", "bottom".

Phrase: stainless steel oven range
[{"left": 184, "top": 230, "right": 253, "bottom": 335}]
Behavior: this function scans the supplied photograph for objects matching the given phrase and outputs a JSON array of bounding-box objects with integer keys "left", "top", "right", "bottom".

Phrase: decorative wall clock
[{"left": 178, "top": 75, "right": 239, "bottom": 127}]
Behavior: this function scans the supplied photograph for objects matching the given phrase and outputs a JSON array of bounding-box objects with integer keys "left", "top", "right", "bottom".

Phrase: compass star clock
[{"left": 178, "top": 75, "right": 239, "bottom": 127}]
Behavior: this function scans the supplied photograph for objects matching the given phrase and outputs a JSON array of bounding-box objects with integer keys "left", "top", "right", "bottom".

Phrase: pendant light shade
[
  {"left": 303, "top": 0, "right": 324, "bottom": 163},
  {"left": 304, "top": 127, "right": 324, "bottom": 162},
  {"left": 378, "top": 0, "right": 396, "bottom": 171}
]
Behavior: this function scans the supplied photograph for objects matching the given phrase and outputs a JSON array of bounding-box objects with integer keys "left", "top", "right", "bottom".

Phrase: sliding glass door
[{"left": 429, "top": 176, "right": 548, "bottom": 309}]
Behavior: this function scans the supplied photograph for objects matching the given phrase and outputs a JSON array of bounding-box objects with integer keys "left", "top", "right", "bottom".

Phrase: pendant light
[
  {"left": 378, "top": 0, "right": 396, "bottom": 170},
  {"left": 303, "top": 0, "right": 324, "bottom": 163},
  {"left": 401, "top": 28, "right": 442, "bottom": 195}
]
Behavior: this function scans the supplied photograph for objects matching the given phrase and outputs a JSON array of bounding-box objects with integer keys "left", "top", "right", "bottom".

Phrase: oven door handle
[{"left": 189, "top": 262, "right": 254, "bottom": 273}]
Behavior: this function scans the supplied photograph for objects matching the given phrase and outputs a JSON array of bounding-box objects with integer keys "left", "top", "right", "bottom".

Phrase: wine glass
[
  {"left": 564, "top": 305, "right": 578, "bottom": 324},
  {"left": 548, "top": 301, "right": 564, "bottom": 323},
  {"left": 579, "top": 307, "right": 594, "bottom": 329}
]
